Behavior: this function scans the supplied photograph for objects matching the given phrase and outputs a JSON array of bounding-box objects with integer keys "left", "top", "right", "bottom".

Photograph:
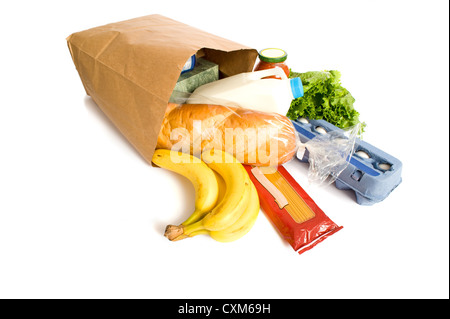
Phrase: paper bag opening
[{"left": 67, "top": 14, "right": 258, "bottom": 163}]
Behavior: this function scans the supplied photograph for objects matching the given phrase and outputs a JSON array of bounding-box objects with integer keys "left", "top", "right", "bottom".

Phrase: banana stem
[
  {"left": 164, "top": 221, "right": 205, "bottom": 241},
  {"left": 164, "top": 225, "right": 185, "bottom": 241}
]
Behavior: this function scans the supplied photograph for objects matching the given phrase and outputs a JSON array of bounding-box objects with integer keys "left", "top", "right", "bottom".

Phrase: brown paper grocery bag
[{"left": 67, "top": 14, "right": 258, "bottom": 163}]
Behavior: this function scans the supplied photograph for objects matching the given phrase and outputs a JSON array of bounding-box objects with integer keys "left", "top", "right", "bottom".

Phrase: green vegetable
[{"left": 288, "top": 70, "right": 366, "bottom": 134}]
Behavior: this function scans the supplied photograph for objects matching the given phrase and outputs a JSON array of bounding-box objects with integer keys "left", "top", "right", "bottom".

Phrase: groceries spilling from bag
[{"left": 67, "top": 14, "right": 402, "bottom": 255}]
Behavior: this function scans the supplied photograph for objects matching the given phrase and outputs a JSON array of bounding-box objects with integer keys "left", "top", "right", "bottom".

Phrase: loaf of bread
[{"left": 157, "top": 103, "right": 297, "bottom": 166}]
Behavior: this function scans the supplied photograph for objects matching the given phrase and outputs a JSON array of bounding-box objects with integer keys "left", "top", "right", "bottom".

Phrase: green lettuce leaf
[{"left": 288, "top": 70, "right": 366, "bottom": 134}]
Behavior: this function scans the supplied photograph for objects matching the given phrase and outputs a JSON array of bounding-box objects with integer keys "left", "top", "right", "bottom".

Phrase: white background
[{"left": 0, "top": 0, "right": 448, "bottom": 299}]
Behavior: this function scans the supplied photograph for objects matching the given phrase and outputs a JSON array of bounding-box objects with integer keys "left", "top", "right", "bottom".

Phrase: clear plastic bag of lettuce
[{"left": 301, "top": 123, "right": 361, "bottom": 186}]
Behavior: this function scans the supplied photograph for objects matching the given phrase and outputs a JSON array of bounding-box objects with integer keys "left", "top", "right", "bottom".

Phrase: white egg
[
  {"left": 315, "top": 126, "right": 327, "bottom": 135},
  {"left": 355, "top": 150, "right": 370, "bottom": 159},
  {"left": 379, "top": 163, "right": 391, "bottom": 170},
  {"left": 298, "top": 117, "right": 309, "bottom": 124}
]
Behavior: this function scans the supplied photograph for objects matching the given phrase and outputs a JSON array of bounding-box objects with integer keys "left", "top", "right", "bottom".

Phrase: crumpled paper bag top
[{"left": 67, "top": 14, "right": 258, "bottom": 163}]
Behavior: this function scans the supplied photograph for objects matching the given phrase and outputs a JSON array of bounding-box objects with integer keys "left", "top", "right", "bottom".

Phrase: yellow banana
[
  {"left": 164, "top": 149, "right": 252, "bottom": 240},
  {"left": 197, "top": 149, "right": 252, "bottom": 231},
  {"left": 209, "top": 182, "right": 260, "bottom": 242},
  {"left": 179, "top": 182, "right": 260, "bottom": 242},
  {"left": 152, "top": 149, "right": 219, "bottom": 226},
  {"left": 181, "top": 171, "right": 226, "bottom": 226},
  {"left": 169, "top": 171, "right": 226, "bottom": 240},
  {"left": 212, "top": 171, "right": 227, "bottom": 208}
]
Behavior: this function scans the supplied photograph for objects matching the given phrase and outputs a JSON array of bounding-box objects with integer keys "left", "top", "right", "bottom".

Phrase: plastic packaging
[
  {"left": 254, "top": 48, "right": 290, "bottom": 79},
  {"left": 303, "top": 122, "right": 360, "bottom": 186},
  {"left": 245, "top": 165, "right": 343, "bottom": 255},
  {"left": 187, "top": 68, "right": 303, "bottom": 116},
  {"left": 293, "top": 118, "right": 402, "bottom": 205},
  {"left": 157, "top": 101, "right": 300, "bottom": 167}
]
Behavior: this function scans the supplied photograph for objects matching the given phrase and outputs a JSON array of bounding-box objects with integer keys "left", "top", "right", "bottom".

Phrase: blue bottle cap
[{"left": 290, "top": 77, "right": 304, "bottom": 99}]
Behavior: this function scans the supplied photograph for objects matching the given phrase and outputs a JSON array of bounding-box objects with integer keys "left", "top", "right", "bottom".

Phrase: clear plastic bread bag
[
  {"left": 163, "top": 90, "right": 300, "bottom": 168},
  {"left": 302, "top": 123, "right": 361, "bottom": 186}
]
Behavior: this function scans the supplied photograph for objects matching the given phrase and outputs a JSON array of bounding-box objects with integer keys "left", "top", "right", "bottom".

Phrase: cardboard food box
[{"left": 67, "top": 14, "right": 258, "bottom": 163}]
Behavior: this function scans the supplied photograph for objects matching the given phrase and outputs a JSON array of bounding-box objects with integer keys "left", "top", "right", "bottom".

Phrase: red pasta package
[{"left": 244, "top": 165, "right": 343, "bottom": 255}]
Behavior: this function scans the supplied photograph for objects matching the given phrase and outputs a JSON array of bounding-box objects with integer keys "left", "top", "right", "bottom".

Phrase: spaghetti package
[{"left": 245, "top": 165, "right": 343, "bottom": 254}]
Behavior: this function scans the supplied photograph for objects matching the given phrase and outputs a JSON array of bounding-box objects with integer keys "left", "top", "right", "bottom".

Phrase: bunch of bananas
[{"left": 151, "top": 149, "right": 260, "bottom": 242}]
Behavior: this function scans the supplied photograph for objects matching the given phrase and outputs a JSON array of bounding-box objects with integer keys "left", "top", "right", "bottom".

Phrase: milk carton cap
[{"left": 290, "top": 77, "right": 304, "bottom": 99}]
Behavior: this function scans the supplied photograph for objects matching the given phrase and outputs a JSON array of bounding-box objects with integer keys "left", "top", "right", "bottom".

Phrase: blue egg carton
[{"left": 292, "top": 118, "right": 402, "bottom": 205}]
